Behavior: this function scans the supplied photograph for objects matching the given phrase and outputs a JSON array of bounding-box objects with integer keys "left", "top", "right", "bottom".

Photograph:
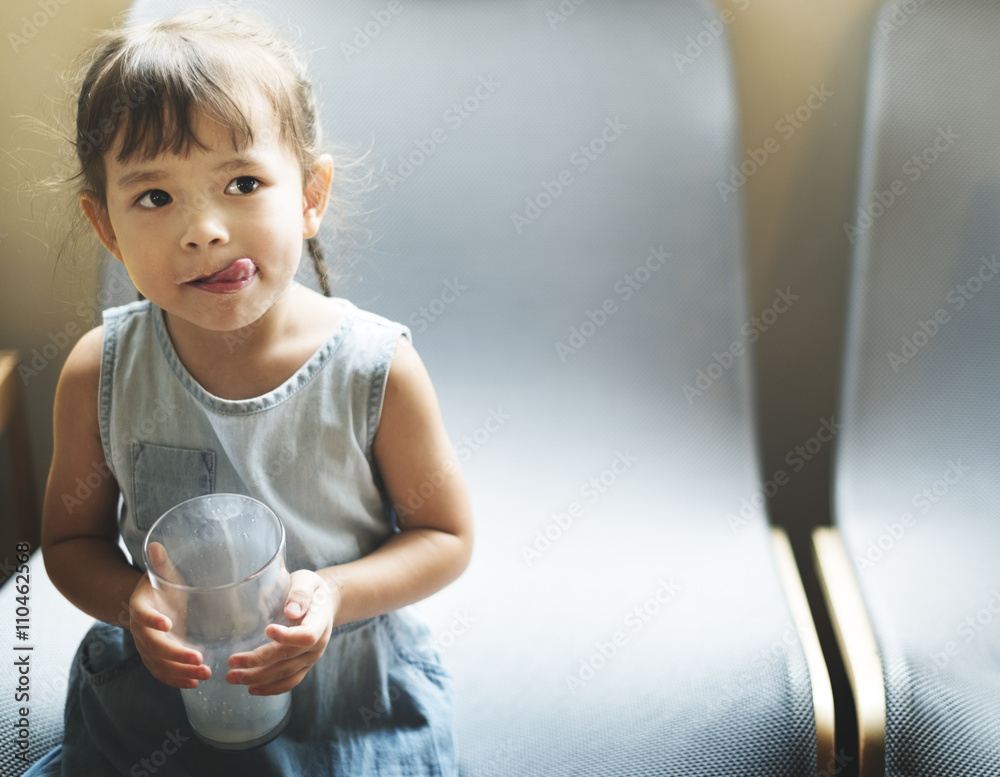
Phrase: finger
[
  {"left": 147, "top": 541, "right": 185, "bottom": 586},
  {"left": 273, "top": 589, "right": 333, "bottom": 641},
  {"left": 283, "top": 581, "right": 314, "bottom": 620},
  {"left": 227, "top": 613, "right": 326, "bottom": 669},
  {"left": 137, "top": 628, "right": 204, "bottom": 667},
  {"left": 131, "top": 578, "right": 172, "bottom": 628},
  {"left": 227, "top": 657, "right": 310, "bottom": 694},
  {"left": 130, "top": 600, "right": 173, "bottom": 633},
  {"left": 248, "top": 666, "right": 310, "bottom": 697},
  {"left": 150, "top": 661, "right": 212, "bottom": 689},
  {"left": 228, "top": 637, "right": 302, "bottom": 670},
  {"left": 264, "top": 621, "right": 323, "bottom": 648},
  {"left": 152, "top": 659, "right": 212, "bottom": 686}
]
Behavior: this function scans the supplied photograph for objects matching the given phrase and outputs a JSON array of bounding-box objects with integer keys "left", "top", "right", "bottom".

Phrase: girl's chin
[
  {"left": 163, "top": 306, "right": 268, "bottom": 337},
  {"left": 156, "top": 277, "right": 298, "bottom": 333}
]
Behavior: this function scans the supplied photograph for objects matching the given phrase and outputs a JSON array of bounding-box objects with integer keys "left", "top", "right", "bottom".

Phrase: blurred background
[
  {"left": 0, "top": 0, "right": 885, "bottom": 564},
  {"left": 0, "top": 3, "right": 897, "bottom": 767}
]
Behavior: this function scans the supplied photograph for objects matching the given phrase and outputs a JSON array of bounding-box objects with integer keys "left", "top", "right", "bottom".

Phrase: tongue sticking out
[{"left": 196, "top": 258, "right": 256, "bottom": 284}]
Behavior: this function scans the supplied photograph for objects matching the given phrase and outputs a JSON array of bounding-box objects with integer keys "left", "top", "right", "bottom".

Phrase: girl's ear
[
  {"left": 303, "top": 154, "right": 334, "bottom": 240},
  {"left": 80, "top": 192, "right": 124, "bottom": 263}
]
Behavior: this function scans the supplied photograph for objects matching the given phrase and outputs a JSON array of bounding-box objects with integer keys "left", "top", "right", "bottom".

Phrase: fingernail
[{"left": 287, "top": 602, "right": 303, "bottom": 617}]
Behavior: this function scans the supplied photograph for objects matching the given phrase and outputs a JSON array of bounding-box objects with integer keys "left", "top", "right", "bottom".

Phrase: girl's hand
[
  {"left": 129, "top": 547, "right": 211, "bottom": 688},
  {"left": 226, "top": 569, "right": 337, "bottom": 696}
]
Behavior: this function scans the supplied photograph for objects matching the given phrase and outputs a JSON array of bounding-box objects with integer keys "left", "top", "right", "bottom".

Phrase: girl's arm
[
  {"left": 323, "top": 335, "right": 475, "bottom": 623},
  {"left": 228, "top": 336, "right": 474, "bottom": 695},
  {"left": 41, "top": 327, "right": 209, "bottom": 688}
]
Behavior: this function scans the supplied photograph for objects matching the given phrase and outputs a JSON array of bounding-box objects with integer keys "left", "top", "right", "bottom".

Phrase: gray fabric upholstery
[
  {"left": 0, "top": 549, "right": 94, "bottom": 774},
  {"left": 2, "top": 1, "right": 821, "bottom": 774},
  {"left": 835, "top": 0, "right": 1000, "bottom": 773}
]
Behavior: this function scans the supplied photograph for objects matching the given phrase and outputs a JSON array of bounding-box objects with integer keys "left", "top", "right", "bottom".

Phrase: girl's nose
[{"left": 180, "top": 202, "right": 229, "bottom": 249}]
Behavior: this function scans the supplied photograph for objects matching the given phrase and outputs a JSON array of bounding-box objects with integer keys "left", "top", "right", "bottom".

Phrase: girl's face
[{"left": 82, "top": 107, "right": 331, "bottom": 335}]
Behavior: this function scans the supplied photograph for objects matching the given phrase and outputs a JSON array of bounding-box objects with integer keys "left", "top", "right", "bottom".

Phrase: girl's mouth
[{"left": 186, "top": 258, "right": 258, "bottom": 294}]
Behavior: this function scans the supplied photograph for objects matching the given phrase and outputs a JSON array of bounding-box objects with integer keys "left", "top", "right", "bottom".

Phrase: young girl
[{"left": 29, "top": 6, "right": 473, "bottom": 776}]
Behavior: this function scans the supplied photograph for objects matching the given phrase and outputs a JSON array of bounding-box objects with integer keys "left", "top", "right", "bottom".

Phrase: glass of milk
[{"left": 143, "top": 493, "right": 292, "bottom": 750}]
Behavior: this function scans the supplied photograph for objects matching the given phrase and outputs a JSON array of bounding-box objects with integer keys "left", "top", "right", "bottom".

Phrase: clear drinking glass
[{"left": 142, "top": 493, "right": 292, "bottom": 750}]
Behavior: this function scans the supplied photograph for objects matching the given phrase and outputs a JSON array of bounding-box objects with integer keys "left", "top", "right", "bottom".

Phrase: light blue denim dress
[{"left": 26, "top": 299, "right": 456, "bottom": 777}]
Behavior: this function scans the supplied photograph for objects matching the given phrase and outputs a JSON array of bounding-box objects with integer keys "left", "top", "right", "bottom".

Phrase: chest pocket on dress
[{"left": 130, "top": 442, "right": 216, "bottom": 531}]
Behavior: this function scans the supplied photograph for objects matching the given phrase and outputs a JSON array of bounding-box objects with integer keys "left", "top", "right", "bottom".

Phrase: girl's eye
[
  {"left": 136, "top": 190, "right": 172, "bottom": 209},
  {"left": 225, "top": 176, "right": 260, "bottom": 195}
]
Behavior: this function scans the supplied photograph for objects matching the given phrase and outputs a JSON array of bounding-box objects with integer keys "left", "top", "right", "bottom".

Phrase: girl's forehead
[
  {"left": 106, "top": 119, "right": 300, "bottom": 190},
  {"left": 111, "top": 103, "right": 290, "bottom": 170}
]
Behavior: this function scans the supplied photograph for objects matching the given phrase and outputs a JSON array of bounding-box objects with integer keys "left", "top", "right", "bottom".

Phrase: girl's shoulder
[
  {"left": 61, "top": 324, "right": 105, "bottom": 387},
  {"left": 333, "top": 297, "right": 411, "bottom": 343},
  {"left": 53, "top": 324, "right": 105, "bottom": 432},
  {"left": 298, "top": 286, "right": 411, "bottom": 356}
]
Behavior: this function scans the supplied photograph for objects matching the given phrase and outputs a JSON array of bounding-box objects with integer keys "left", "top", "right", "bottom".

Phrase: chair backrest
[
  {"left": 835, "top": 3, "right": 1000, "bottom": 772},
  {"left": 835, "top": 0, "right": 1000, "bottom": 583}
]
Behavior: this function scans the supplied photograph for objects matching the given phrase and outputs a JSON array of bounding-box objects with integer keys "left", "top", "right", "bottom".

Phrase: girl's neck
[{"left": 162, "top": 283, "right": 344, "bottom": 401}]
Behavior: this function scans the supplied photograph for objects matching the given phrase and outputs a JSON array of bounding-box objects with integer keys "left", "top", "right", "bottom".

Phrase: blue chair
[
  {"left": 2, "top": 1, "right": 834, "bottom": 773},
  {"left": 814, "top": 0, "right": 1000, "bottom": 774}
]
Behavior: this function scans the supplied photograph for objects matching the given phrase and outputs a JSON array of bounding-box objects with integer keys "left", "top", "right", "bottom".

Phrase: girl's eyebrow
[
  {"left": 215, "top": 155, "right": 264, "bottom": 174},
  {"left": 115, "top": 156, "right": 261, "bottom": 190},
  {"left": 116, "top": 169, "right": 166, "bottom": 189}
]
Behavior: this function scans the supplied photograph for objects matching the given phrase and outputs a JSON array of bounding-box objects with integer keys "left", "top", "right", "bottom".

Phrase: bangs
[
  {"left": 77, "top": 15, "right": 309, "bottom": 191},
  {"left": 112, "top": 44, "right": 259, "bottom": 163}
]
